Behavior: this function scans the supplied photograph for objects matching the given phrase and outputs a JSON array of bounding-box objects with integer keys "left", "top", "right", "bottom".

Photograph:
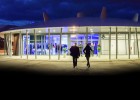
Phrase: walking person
[
  {"left": 70, "top": 43, "right": 80, "bottom": 68},
  {"left": 83, "top": 43, "right": 93, "bottom": 68}
]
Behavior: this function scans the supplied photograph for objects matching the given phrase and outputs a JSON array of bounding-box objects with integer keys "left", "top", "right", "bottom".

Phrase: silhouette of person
[
  {"left": 83, "top": 43, "right": 93, "bottom": 68},
  {"left": 70, "top": 43, "right": 80, "bottom": 68}
]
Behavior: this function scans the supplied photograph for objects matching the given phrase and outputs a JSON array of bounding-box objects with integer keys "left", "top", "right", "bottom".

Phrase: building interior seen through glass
[
  {"left": 21, "top": 32, "right": 140, "bottom": 57},
  {"left": 22, "top": 34, "right": 100, "bottom": 55}
]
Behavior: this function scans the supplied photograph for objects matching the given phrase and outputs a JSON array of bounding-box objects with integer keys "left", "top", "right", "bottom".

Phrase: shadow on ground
[{"left": 0, "top": 65, "right": 140, "bottom": 81}]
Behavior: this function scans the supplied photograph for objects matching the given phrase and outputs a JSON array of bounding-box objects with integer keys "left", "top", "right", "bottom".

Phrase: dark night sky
[{"left": 0, "top": 0, "right": 140, "bottom": 26}]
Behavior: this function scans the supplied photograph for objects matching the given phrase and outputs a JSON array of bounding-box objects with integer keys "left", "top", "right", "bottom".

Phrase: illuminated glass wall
[{"left": 5, "top": 26, "right": 140, "bottom": 60}]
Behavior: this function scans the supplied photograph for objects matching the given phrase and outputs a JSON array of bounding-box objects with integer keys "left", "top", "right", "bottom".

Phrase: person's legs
[
  {"left": 73, "top": 57, "right": 77, "bottom": 68},
  {"left": 86, "top": 57, "right": 88, "bottom": 65},
  {"left": 73, "top": 57, "right": 75, "bottom": 68},
  {"left": 87, "top": 57, "right": 90, "bottom": 68},
  {"left": 75, "top": 58, "right": 77, "bottom": 66},
  {"left": 86, "top": 56, "right": 90, "bottom": 68}
]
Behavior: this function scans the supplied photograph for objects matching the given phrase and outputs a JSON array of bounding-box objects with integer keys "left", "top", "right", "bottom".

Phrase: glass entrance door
[
  {"left": 88, "top": 34, "right": 99, "bottom": 55},
  {"left": 70, "top": 34, "right": 86, "bottom": 45},
  {"left": 70, "top": 34, "right": 86, "bottom": 56},
  {"left": 70, "top": 34, "right": 99, "bottom": 55},
  {"left": 49, "top": 35, "right": 68, "bottom": 55}
]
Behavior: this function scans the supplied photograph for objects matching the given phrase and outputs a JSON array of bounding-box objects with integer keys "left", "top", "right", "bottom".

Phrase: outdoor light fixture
[
  {"left": 69, "top": 29, "right": 77, "bottom": 32},
  {"left": 38, "top": 30, "right": 41, "bottom": 33},
  {"left": 72, "top": 26, "right": 76, "bottom": 28},
  {"left": 90, "top": 29, "right": 93, "bottom": 32},
  {"left": 90, "top": 28, "right": 93, "bottom": 30},
  {"left": 71, "top": 35, "right": 77, "bottom": 38},
  {"left": 53, "top": 30, "right": 56, "bottom": 32}
]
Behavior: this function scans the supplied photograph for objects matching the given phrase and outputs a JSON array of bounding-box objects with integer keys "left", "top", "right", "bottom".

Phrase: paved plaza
[{"left": 0, "top": 55, "right": 140, "bottom": 76}]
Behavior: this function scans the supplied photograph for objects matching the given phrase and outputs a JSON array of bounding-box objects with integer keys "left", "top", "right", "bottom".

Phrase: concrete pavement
[{"left": 0, "top": 56, "right": 140, "bottom": 76}]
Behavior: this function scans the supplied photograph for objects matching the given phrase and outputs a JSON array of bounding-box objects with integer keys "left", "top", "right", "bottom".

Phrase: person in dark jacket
[
  {"left": 83, "top": 43, "right": 93, "bottom": 68},
  {"left": 70, "top": 43, "right": 80, "bottom": 68}
]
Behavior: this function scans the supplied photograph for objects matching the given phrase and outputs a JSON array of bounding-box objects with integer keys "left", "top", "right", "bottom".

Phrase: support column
[
  {"left": 100, "top": 33, "right": 102, "bottom": 55},
  {"left": 109, "top": 27, "right": 111, "bottom": 60},
  {"left": 128, "top": 27, "right": 131, "bottom": 59},
  {"left": 116, "top": 27, "right": 118, "bottom": 59},
  {"left": 135, "top": 27, "right": 139, "bottom": 58},
  {"left": 7, "top": 34, "right": 10, "bottom": 56},
  {"left": 26, "top": 30, "right": 28, "bottom": 59},
  {"left": 9, "top": 33, "right": 10, "bottom": 56},
  {"left": 58, "top": 28, "right": 62, "bottom": 60},
  {"left": 68, "top": 34, "right": 71, "bottom": 56},
  {"left": 76, "top": 33, "right": 78, "bottom": 45},
  {"left": 9, "top": 34, "right": 10, "bottom": 56},
  {"left": 20, "top": 32, "right": 23, "bottom": 58},
  {"left": 41, "top": 35, "right": 43, "bottom": 55},
  {"left": 84, "top": 34, "right": 86, "bottom": 48},
  {"left": 19, "top": 31, "right": 22, "bottom": 58},
  {"left": 10, "top": 32, "right": 12, "bottom": 57},
  {"left": 68, "top": 34, "right": 71, "bottom": 49},
  {"left": 48, "top": 28, "right": 51, "bottom": 60},
  {"left": 86, "top": 27, "right": 88, "bottom": 44},
  {"left": 4, "top": 34, "right": 7, "bottom": 55},
  {"left": 18, "top": 32, "right": 20, "bottom": 56},
  {"left": 99, "top": 33, "right": 101, "bottom": 45},
  {"left": 4, "top": 34, "right": 6, "bottom": 55},
  {"left": 7, "top": 34, "right": 9, "bottom": 56},
  {"left": 34, "top": 29, "right": 37, "bottom": 59},
  {"left": 44, "top": 35, "right": 46, "bottom": 55},
  {"left": 8, "top": 34, "right": 10, "bottom": 56},
  {"left": 134, "top": 32, "right": 136, "bottom": 55},
  {"left": 125, "top": 33, "right": 127, "bottom": 55}
]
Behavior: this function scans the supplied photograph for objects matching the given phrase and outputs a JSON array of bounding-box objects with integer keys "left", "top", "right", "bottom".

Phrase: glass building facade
[{"left": 2, "top": 26, "right": 140, "bottom": 60}]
